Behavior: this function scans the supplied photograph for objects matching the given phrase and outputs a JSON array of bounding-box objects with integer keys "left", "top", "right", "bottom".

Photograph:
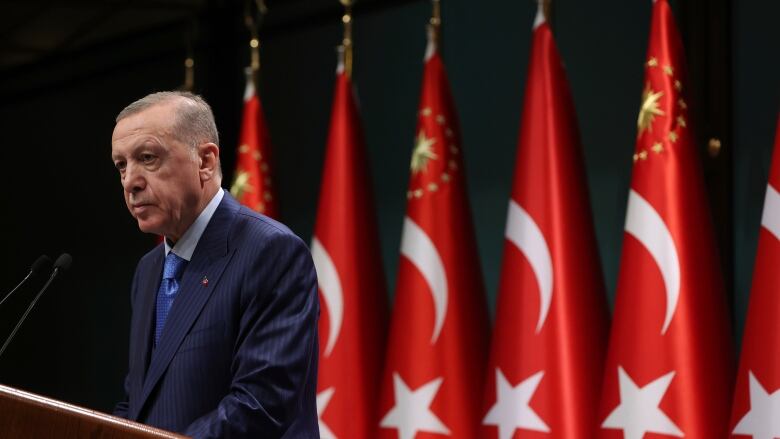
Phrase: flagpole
[
  {"left": 338, "top": 0, "right": 354, "bottom": 78},
  {"left": 244, "top": 0, "right": 267, "bottom": 88},
  {"left": 540, "top": 0, "right": 552, "bottom": 26},
  {"left": 180, "top": 21, "right": 196, "bottom": 92},
  {"left": 430, "top": 0, "right": 441, "bottom": 49},
  {"left": 183, "top": 51, "right": 195, "bottom": 92}
]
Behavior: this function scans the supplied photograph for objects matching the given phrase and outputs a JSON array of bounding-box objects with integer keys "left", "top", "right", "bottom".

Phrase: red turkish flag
[
  {"left": 378, "top": 28, "right": 489, "bottom": 439},
  {"left": 312, "top": 60, "right": 388, "bottom": 439},
  {"left": 730, "top": 114, "right": 780, "bottom": 438},
  {"left": 481, "top": 9, "right": 609, "bottom": 439},
  {"left": 598, "top": 1, "right": 734, "bottom": 438},
  {"left": 230, "top": 68, "right": 279, "bottom": 218}
]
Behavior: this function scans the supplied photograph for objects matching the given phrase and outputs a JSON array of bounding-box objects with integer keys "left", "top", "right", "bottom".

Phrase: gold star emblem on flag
[
  {"left": 411, "top": 130, "right": 438, "bottom": 174},
  {"left": 638, "top": 84, "right": 665, "bottom": 135}
]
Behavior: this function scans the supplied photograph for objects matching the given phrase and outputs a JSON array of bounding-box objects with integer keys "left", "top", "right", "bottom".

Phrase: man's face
[{"left": 111, "top": 101, "right": 203, "bottom": 241}]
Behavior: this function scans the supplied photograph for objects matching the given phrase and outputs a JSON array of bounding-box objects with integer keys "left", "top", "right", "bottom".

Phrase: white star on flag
[
  {"left": 732, "top": 371, "right": 780, "bottom": 439},
  {"left": 380, "top": 373, "right": 450, "bottom": 439},
  {"left": 602, "top": 366, "right": 683, "bottom": 439},
  {"left": 317, "top": 387, "right": 337, "bottom": 439},
  {"left": 483, "top": 368, "right": 550, "bottom": 439}
]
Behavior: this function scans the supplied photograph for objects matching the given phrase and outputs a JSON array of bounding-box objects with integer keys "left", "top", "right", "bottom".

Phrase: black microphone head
[
  {"left": 30, "top": 255, "right": 53, "bottom": 275},
  {"left": 54, "top": 253, "right": 72, "bottom": 272}
]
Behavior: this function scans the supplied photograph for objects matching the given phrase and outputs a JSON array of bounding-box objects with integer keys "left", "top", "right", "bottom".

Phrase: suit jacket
[{"left": 114, "top": 193, "right": 320, "bottom": 438}]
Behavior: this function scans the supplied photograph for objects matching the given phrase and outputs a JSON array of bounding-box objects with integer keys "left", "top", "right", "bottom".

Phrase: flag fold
[
  {"left": 313, "top": 60, "right": 388, "bottom": 439},
  {"left": 378, "top": 29, "right": 489, "bottom": 439},
  {"left": 230, "top": 67, "right": 279, "bottom": 217},
  {"left": 482, "top": 8, "right": 609, "bottom": 439},
  {"left": 730, "top": 114, "right": 780, "bottom": 439},
  {"left": 598, "top": 1, "right": 734, "bottom": 438}
]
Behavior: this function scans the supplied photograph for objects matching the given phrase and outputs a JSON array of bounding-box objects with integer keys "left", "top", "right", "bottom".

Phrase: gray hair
[{"left": 116, "top": 91, "right": 220, "bottom": 148}]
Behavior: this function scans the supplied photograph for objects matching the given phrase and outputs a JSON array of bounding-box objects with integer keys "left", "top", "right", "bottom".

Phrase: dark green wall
[{"left": 0, "top": 0, "right": 776, "bottom": 414}]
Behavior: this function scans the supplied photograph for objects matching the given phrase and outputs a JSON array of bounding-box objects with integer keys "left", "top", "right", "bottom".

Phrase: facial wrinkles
[
  {"left": 112, "top": 103, "right": 203, "bottom": 239},
  {"left": 114, "top": 128, "right": 166, "bottom": 208},
  {"left": 112, "top": 103, "right": 179, "bottom": 148}
]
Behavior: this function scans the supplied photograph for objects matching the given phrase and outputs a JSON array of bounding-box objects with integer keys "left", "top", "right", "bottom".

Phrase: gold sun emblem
[
  {"left": 230, "top": 170, "right": 253, "bottom": 199},
  {"left": 637, "top": 83, "right": 665, "bottom": 134},
  {"left": 410, "top": 130, "right": 437, "bottom": 174}
]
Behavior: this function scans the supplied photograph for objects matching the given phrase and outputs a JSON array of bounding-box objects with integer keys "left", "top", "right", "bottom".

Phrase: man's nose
[{"left": 122, "top": 163, "right": 146, "bottom": 194}]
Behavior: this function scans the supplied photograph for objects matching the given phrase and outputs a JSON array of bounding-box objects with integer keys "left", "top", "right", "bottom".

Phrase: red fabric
[
  {"left": 313, "top": 71, "right": 388, "bottom": 438},
  {"left": 378, "top": 49, "right": 489, "bottom": 438},
  {"left": 231, "top": 76, "right": 279, "bottom": 218},
  {"left": 481, "top": 19, "right": 609, "bottom": 439},
  {"left": 730, "top": 113, "right": 780, "bottom": 436},
  {"left": 598, "top": 1, "right": 734, "bottom": 437}
]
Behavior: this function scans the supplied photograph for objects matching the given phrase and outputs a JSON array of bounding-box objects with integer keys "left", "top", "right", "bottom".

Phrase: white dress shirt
[{"left": 164, "top": 188, "right": 225, "bottom": 261}]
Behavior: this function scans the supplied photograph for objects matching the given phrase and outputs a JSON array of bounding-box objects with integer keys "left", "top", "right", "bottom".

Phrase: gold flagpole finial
[
  {"left": 183, "top": 55, "right": 195, "bottom": 92},
  {"left": 340, "top": 0, "right": 354, "bottom": 78},
  {"left": 244, "top": 0, "right": 268, "bottom": 87},
  {"left": 431, "top": 0, "right": 441, "bottom": 27},
  {"left": 429, "top": 0, "right": 441, "bottom": 49},
  {"left": 181, "top": 23, "right": 196, "bottom": 92}
]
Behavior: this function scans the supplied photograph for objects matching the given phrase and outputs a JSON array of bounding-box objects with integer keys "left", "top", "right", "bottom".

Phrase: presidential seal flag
[
  {"left": 230, "top": 67, "right": 278, "bottom": 217},
  {"left": 482, "top": 5, "right": 609, "bottom": 439},
  {"left": 312, "top": 46, "right": 388, "bottom": 439},
  {"left": 730, "top": 114, "right": 780, "bottom": 439},
  {"left": 377, "top": 22, "right": 489, "bottom": 439},
  {"left": 597, "top": 1, "right": 734, "bottom": 438}
]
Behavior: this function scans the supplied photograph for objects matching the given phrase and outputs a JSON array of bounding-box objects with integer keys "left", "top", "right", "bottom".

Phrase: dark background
[{"left": 0, "top": 0, "right": 777, "bottom": 414}]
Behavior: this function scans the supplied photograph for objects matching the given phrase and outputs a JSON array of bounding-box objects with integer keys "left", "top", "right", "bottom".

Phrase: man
[{"left": 110, "top": 91, "right": 319, "bottom": 438}]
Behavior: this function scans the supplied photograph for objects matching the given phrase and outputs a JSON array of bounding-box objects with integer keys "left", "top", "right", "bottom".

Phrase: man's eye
[
  {"left": 115, "top": 161, "right": 126, "bottom": 171},
  {"left": 141, "top": 154, "right": 156, "bottom": 164}
]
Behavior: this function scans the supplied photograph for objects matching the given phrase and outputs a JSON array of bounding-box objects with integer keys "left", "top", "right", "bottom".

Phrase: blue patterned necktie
[{"left": 155, "top": 252, "right": 187, "bottom": 345}]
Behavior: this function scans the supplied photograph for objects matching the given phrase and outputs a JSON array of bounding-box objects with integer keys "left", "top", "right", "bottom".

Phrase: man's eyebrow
[{"left": 137, "top": 138, "right": 165, "bottom": 149}]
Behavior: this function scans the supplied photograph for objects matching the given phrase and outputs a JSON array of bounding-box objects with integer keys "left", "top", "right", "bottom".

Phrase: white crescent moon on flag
[
  {"left": 311, "top": 237, "right": 344, "bottom": 357},
  {"left": 505, "top": 200, "right": 554, "bottom": 333},
  {"left": 401, "top": 216, "right": 448, "bottom": 344},
  {"left": 761, "top": 184, "right": 780, "bottom": 241},
  {"left": 624, "top": 189, "right": 681, "bottom": 335}
]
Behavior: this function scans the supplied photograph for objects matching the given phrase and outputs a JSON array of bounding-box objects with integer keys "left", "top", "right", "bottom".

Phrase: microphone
[
  {"left": 0, "top": 253, "right": 72, "bottom": 359},
  {"left": 53, "top": 253, "right": 73, "bottom": 272},
  {"left": 0, "top": 255, "right": 53, "bottom": 309}
]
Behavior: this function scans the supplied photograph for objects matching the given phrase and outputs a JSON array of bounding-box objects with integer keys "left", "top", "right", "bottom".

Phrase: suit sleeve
[
  {"left": 184, "top": 231, "right": 319, "bottom": 438},
  {"left": 114, "top": 265, "right": 142, "bottom": 419},
  {"left": 113, "top": 375, "right": 131, "bottom": 418}
]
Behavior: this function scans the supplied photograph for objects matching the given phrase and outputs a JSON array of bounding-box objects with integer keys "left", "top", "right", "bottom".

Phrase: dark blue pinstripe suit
[{"left": 114, "top": 193, "right": 320, "bottom": 438}]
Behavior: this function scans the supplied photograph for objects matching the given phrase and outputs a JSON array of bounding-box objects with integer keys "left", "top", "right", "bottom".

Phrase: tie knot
[{"left": 163, "top": 252, "right": 187, "bottom": 280}]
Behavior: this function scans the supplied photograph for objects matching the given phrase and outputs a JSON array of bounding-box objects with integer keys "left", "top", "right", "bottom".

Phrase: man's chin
[{"left": 137, "top": 220, "right": 164, "bottom": 236}]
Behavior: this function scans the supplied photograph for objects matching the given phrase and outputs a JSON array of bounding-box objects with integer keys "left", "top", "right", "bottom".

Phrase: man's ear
[{"left": 198, "top": 142, "right": 220, "bottom": 182}]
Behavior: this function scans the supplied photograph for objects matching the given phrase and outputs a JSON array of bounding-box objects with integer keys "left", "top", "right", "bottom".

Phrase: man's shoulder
[
  {"left": 227, "top": 208, "right": 315, "bottom": 290},
  {"left": 230, "top": 206, "right": 307, "bottom": 251}
]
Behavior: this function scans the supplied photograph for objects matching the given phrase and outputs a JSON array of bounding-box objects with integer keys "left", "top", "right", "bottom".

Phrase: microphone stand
[
  {"left": 0, "top": 256, "right": 52, "bottom": 309},
  {"left": 0, "top": 271, "right": 35, "bottom": 309},
  {"left": 0, "top": 264, "right": 65, "bottom": 359}
]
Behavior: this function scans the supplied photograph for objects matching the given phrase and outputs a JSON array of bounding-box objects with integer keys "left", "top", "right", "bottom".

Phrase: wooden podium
[{"left": 0, "top": 384, "right": 186, "bottom": 438}]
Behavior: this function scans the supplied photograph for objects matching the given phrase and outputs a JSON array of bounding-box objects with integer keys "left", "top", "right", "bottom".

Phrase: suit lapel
[{"left": 136, "top": 194, "right": 240, "bottom": 416}]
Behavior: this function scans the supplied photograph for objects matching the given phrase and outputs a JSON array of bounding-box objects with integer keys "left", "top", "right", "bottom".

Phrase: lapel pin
[{"left": 201, "top": 276, "right": 209, "bottom": 287}]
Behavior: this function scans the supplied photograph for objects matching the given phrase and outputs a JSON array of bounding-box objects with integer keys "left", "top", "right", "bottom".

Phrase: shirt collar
[{"left": 164, "top": 188, "right": 224, "bottom": 261}]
